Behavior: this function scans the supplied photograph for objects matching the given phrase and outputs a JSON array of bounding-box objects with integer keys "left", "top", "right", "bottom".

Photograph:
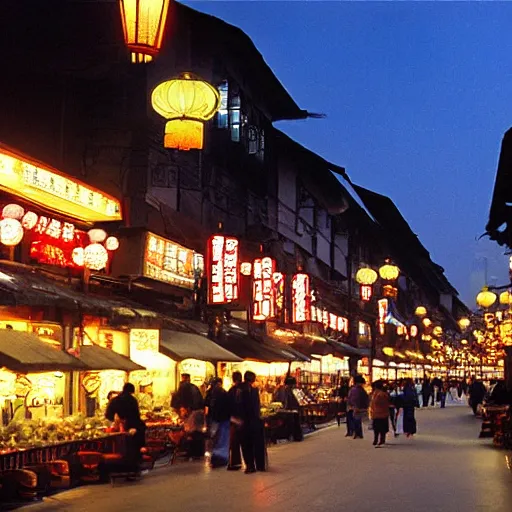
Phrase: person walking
[
  {"left": 171, "top": 373, "right": 204, "bottom": 414},
  {"left": 347, "top": 375, "right": 369, "bottom": 439},
  {"left": 345, "top": 377, "right": 355, "bottom": 437},
  {"left": 336, "top": 378, "right": 350, "bottom": 428},
  {"left": 205, "top": 378, "right": 231, "bottom": 468},
  {"left": 421, "top": 378, "right": 432, "bottom": 408},
  {"left": 468, "top": 377, "right": 487, "bottom": 416},
  {"left": 388, "top": 382, "right": 402, "bottom": 437},
  {"left": 370, "top": 380, "right": 390, "bottom": 447},
  {"left": 236, "top": 371, "right": 266, "bottom": 473},
  {"left": 402, "top": 379, "right": 418, "bottom": 438},
  {"left": 282, "top": 377, "right": 303, "bottom": 442},
  {"left": 227, "top": 371, "right": 243, "bottom": 471}
]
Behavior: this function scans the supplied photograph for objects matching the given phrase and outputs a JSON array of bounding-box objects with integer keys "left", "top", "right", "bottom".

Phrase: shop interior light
[
  {"left": 0, "top": 218, "right": 24, "bottom": 246},
  {"left": 105, "top": 236, "right": 120, "bottom": 251}
]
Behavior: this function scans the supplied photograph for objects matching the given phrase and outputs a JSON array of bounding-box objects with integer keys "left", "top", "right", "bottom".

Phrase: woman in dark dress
[{"left": 402, "top": 379, "right": 418, "bottom": 438}]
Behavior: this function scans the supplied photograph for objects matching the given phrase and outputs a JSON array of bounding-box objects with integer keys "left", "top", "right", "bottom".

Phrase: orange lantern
[
  {"left": 151, "top": 73, "right": 220, "bottom": 150},
  {"left": 119, "top": 0, "right": 170, "bottom": 63}
]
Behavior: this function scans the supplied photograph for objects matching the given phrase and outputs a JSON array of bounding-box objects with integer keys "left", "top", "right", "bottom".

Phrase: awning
[
  {"left": 78, "top": 345, "right": 144, "bottom": 372},
  {"left": 159, "top": 330, "right": 242, "bottom": 363},
  {"left": 0, "top": 330, "right": 87, "bottom": 372},
  {"left": 328, "top": 339, "right": 370, "bottom": 357}
]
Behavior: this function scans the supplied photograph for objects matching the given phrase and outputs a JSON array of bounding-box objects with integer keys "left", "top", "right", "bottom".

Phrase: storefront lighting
[
  {"left": 105, "top": 236, "right": 120, "bottom": 251},
  {"left": 21, "top": 211, "right": 38, "bottom": 230},
  {"left": 355, "top": 267, "right": 378, "bottom": 285},
  {"left": 378, "top": 261, "right": 400, "bottom": 281},
  {"left": 151, "top": 73, "right": 221, "bottom": 150},
  {"left": 84, "top": 243, "right": 109, "bottom": 271},
  {"left": 88, "top": 229, "right": 107, "bottom": 243},
  {"left": 476, "top": 287, "right": 497, "bottom": 309},
  {"left": 2, "top": 204, "right": 24, "bottom": 220},
  {"left": 119, "top": 0, "right": 170, "bottom": 63},
  {"left": 0, "top": 218, "right": 23, "bottom": 246}
]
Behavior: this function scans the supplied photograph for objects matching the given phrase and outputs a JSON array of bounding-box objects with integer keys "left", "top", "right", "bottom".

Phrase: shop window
[
  {"left": 216, "top": 81, "right": 229, "bottom": 129},
  {"left": 229, "top": 94, "right": 241, "bottom": 142},
  {"left": 247, "top": 126, "right": 259, "bottom": 155},
  {"left": 256, "top": 129, "right": 265, "bottom": 162}
]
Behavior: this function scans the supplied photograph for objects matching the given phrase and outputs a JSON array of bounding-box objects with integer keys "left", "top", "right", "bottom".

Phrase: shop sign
[
  {"left": 291, "top": 273, "right": 310, "bottom": 323},
  {"left": 310, "top": 306, "right": 349, "bottom": 335},
  {"left": 207, "top": 235, "right": 239, "bottom": 304},
  {"left": 130, "top": 329, "right": 160, "bottom": 353},
  {"left": 360, "top": 284, "right": 373, "bottom": 302},
  {"left": 143, "top": 232, "right": 202, "bottom": 290},
  {"left": 273, "top": 272, "right": 285, "bottom": 319},
  {"left": 0, "top": 148, "right": 122, "bottom": 222},
  {"left": 378, "top": 299, "right": 388, "bottom": 335},
  {"left": 252, "top": 257, "right": 276, "bottom": 321},
  {"left": 31, "top": 323, "right": 63, "bottom": 347}
]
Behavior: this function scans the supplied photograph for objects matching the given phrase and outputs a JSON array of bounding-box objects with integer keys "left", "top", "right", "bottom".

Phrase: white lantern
[
  {"left": 21, "top": 211, "right": 38, "bottom": 230},
  {"left": 2, "top": 204, "right": 25, "bottom": 220},
  {"left": 105, "top": 236, "right": 120, "bottom": 251},
  {"left": 0, "top": 218, "right": 24, "bottom": 246},
  {"left": 88, "top": 229, "right": 107, "bottom": 243},
  {"left": 72, "top": 247, "right": 85, "bottom": 267},
  {"left": 84, "top": 243, "right": 109, "bottom": 270}
]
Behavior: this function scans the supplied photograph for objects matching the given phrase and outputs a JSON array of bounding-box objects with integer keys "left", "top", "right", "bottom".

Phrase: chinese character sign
[
  {"left": 130, "top": 329, "right": 160, "bottom": 353},
  {"left": 252, "top": 257, "right": 276, "bottom": 321},
  {"left": 291, "top": 273, "right": 310, "bottom": 323},
  {"left": 360, "top": 284, "right": 373, "bottom": 302},
  {"left": 273, "top": 272, "right": 285, "bottom": 319},
  {"left": 207, "top": 235, "right": 240, "bottom": 304},
  {"left": 378, "top": 299, "right": 388, "bottom": 335}
]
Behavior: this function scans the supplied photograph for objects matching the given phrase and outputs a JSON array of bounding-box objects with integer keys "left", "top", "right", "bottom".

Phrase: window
[
  {"left": 229, "top": 94, "right": 241, "bottom": 142},
  {"left": 216, "top": 81, "right": 229, "bottom": 129},
  {"left": 256, "top": 129, "right": 265, "bottom": 162},
  {"left": 247, "top": 126, "right": 259, "bottom": 154}
]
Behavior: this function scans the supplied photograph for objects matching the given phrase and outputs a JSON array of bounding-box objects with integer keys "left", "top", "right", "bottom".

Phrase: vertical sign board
[
  {"left": 291, "top": 273, "right": 310, "bottom": 323},
  {"left": 252, "top": 257, "right": 276, "bottom": 321},
  {"left": 207, "top": 235, "right": 240, "bottom": 304},
  {"left": 378, "top": 299, "right": 389, "bottom": 336}
]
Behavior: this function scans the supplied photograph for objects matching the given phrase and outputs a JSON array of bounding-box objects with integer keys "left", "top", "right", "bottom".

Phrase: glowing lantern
[
  {"left": 383, "top": 347, "right": 394, "bottom": 357},
  {"left": 458, "top": 317, "right": 471, "bottom": 329},
  {"left": 119, "top": 0, "right": 170, "bottom": 63},
  {"left": 72, "top": 247, "right": 85, "bottom": 267},
  {"left": 433, "top": 326, "right": 443, "bottom": 337},
  {"left": 499, "top": 291, "right": 512, "bottom": 305},
  {"left": 461, "top": 339, "right": 468, "bottom": 345},
  {"left": 88, "top": 229, "right": 107, "bottom": 243},
  {"left": 291, "top": 273, "right": 310, "bottom": 323},
  {"left": 240, "top": 262, "right": 252, "bottom": 276},
  {"left": 206, "top": 235, "right": 240, "bottom": 304},
  {"left": 22, "top": 212, "right": 38, "bottom": 230},
  {"left": 2, "top": 204, "right": 25, "bottom": 220},
  {"left": 84, "top": 243, "right": 109, "bottom": 271},
  {"left": 355, "top": 267, "right": 378, "bottom": 285},
  {"left": 423, "top": 318, "right": 432, "bottom": 327},
  {"left": 0, "top": 218, "right": 23, "bottom": 246},
  {"left": 151, "top": 73, "right": 221, "bottom": 150},
  {"left": 410, "top": 325, "right": 418, "bottom": 337},
  {"left": 476, "top": 287, "right": 497, "bottom": 309},
  {"left": 105, "top": 236, "right": 120, "bottom": 251},
  {"left": 379, "top": 262, "right": 400, "bottom": 281},
  {"left": 415, "top": 306, "right": 427, "bottom": 317}
]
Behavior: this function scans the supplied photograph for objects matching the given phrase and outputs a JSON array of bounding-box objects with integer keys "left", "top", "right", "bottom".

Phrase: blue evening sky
[{"left": 186, "top": 1, "right": 512, "bottom": 306}]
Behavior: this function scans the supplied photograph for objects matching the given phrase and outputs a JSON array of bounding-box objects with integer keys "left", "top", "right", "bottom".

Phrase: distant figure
[
  {"left": 468, "top": 378, "right": 486, "bottom": 415},
  {"left": 227, "top": 371, "right": 243, "bottom": 471},
  {"left": 205, "top": 378, "right": 231, "bottom": 468},
  {"left": 370, "top": 380, "right": 390, "bottom": 447},
  {"left": 171, "top": 373, "right": 204, "bottom": 415},
  {"left": 347, "top": 375, "right": 369, "bottom": 439},
  {"left": 402, "top": 379, "right": 419, "bottom": 438},
  {"left": 421, "top": 379, "right": 432, "bottom": 408}
]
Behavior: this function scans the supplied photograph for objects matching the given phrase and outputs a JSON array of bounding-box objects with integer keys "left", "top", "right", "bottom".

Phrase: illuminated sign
[
  {"left": 273, "top": 272, "right": 285, "bottom": 319},
  {"left": 252, "top": 257, "right": 276, "bottom": 321},
  {"left": 143, "top": 232, "right": 202, "bottom": 290},
  {"left": 31, "top": 323, "right": 63, "bottom": 347},
  {"left": 378, "top": 299, "right": 388, "bottom": 335},
  {"left": 410, "top": 325, "right": 418, "bottom": 337},
  {"left": 207, "top": 235, "right": 239, "bottom": 304},
  {"left": 130, "top": 329, "right": 160, "bottom": 353},
  {"left": 0, "top": 148, "right": 122, "bottom": 222},
  {"left": 291, "top": 273, "right": 310, "bottom": 323},
  {"left": 360, "top": 284, "right": 373, "bottom": 302},
  {"left": 310, "top": 305, "right": 349, "bottom": 335}
]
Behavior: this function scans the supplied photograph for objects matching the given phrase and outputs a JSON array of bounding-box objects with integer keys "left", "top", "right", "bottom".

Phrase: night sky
[{"left": 186, "top": 1, "right": 512, "bottom": 306}]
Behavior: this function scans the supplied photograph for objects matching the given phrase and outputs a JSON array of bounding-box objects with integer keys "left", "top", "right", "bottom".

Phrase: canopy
[
  {"left": 0, "top": 329, "right": 87, "bottom": 372},
  {"left": 328, "top": 340, "right": 370, "bottom": 357},
  {"left": 78, "top": 345, "right": 144, "bottom": 372},
  {"left": 159, "top": 330, "right": 242, "bottom": 363}
]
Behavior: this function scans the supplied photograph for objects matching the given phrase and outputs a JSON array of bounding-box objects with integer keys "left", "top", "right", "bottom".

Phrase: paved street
[{"left": 28, "top": 407, "right": 512, "bottom": 512}]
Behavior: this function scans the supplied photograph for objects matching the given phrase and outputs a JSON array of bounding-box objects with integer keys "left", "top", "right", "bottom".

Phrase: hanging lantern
[
  {"left": 410, "top": 325, "right": 418, "bottom": 337},
  {"left": 72, "top": 247, "right": 85, "bottom": 267},
  {"left": 2, "top": 204, "right": 25, "bottom": 220},
  {"left": 84, "top": 243, "right": 109, "bottom": 271},
  {"left": 240, "top": 262, "right": 252, "bottom": 276},
  {"left": 88, "top": 229, "right": 107, "bottom": 243},
  {"left": 0, "top": 218, "right": 24, "bottom": 246},
  {"left": 476, "top": 287, "right": 497, "bottom": 309},
  {"left": 21, "top": 211, "right": 38, "bottom": 230},
  {"left": 105, "top": 236, "right": 120, "bottom": 251},
  {"left": 423, "top": 318, "right": 432, "bottom": 328},
  {"left": 458, "top": 317, "right": 471, "bottom": 329},
  {"left": 500, "top": 291, "right": 512, "bottom": 305},
  {"left": 355, "top": 267, "right": 378, "bottom": 285},
  {"left": 415, "top": 306, "right": 427, "bottom": 317},
  {"left": 151, "top": 73, "right": 221, "bottom": 151},
  {"left": 119, "top": 0, "right": 170, "bottom": 63},
  {"left": 378, "top": 262, "right": 400, "bottom": 281},
  {"left": 433, "top": 326, "right": 443, "bottom": 337}
]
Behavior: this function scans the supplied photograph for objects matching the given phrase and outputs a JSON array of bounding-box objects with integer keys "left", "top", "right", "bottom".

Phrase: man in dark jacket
[
  {"left": 227, "top": 371, "right": 243, "bottom": 470},
  {"left": 206, "top": 378, "right": 231, "bottom": 468},
  {"left": 421, "top": 379, "right": 432, "bottom": 408},
  {"left": 347, "top": 375, "right": 369, "bottom": 439},
  {"left": 171, "top": 373, "right": 204, "bottom": 414},
  {"left": 468, "top": 378, "right": 487, "bottom": 415},
  {"left": 236, "top": 371, "right": 266, "bottom": 473}
]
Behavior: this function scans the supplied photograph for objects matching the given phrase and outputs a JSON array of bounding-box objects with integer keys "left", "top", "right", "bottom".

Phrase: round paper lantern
[
  {"left": 379, "top": 263, "right": 400, "bottom": 281},
  {"left": 2, "top": 204, "right": 25, "bottom": 220},
  {"left": 458, "top": 317, "right": 471, "bottom": 329},
  {"left": 72, "top": 247, "right": 85, "bottom": 267},
  {"left": 84, "top": 243, "right": 109, "bottom": 270},
  {"left": 105, "top": 236, "right": 120, "bottom": 251},
  {"left": 0, "top": 218, "right": 24, "bottom": 246},
  {"left": 476, "top": 287, "right": 497, "bottom": 309},
  {"left": 355, "top": 267, "right": 378, "bottom": 285},
  {"left": 410, "top": 325, "right": 418, "bottom": 337},
  {"left": 499, "top": 291, "right": 512, "bottom": 305},
  {"left": 423, "top": 318, "right": 432, "bottom": 328},
  {"left": 151, "top": 73, "right": 221, "bottom": 150},
  {"left": 88, "top": 229, "right": 107, "bottom": 243},
  {"left": 433, "top": 326, "right": 443, "bottom": 337},
  {"left": 21, "top": 211, "right": 38, "bottom": 230},
  {"left": 240, "top": 262, "right": 252, "bottom": 276},
  {"left": 415, "top": 306, "right": 427, "bottom": 317}
]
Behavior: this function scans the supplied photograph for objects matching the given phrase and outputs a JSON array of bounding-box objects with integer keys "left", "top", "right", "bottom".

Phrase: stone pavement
[{"left": 26, "top": 406, "right": 512, "bottom": 512}]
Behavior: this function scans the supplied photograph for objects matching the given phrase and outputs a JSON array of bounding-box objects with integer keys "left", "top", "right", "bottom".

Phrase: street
[{"left": 27, "top": 406, "right": 512, "bottom": 512}]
